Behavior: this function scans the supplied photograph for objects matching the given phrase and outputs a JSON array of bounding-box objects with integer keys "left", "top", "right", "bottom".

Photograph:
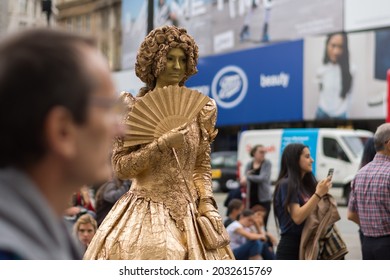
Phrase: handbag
[
  {"left": 197, "top": 215, "right": 230, "bottom": 250},
  {"left": 172, "top": 148, "right": 230, "bottom": 251}
]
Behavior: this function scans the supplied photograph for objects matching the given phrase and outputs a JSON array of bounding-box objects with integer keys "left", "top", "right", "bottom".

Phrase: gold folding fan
[{"left": 123, "top": 85, "right": 210, "bottom": 147}]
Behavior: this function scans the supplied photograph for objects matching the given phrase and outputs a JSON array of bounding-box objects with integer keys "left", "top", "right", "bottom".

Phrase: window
[
  {"left": 76, "top": 16, "right": 82, "bottom": 32},
  {"left": 66, "top": 18, "right": 72, "bottom": 31},
  {"left": 19, "top": 21, "right": 27, "bottom": 28},
  {"left": 19, "top": 0, "right": 27, "bottom": 14},
  {"left": 101, "top": 10, "right": 109, "bottom": 30},
  {"left": 101, "top": 42, "right": 108, "bottom": 59},
  {"left": 323, "top": 138, "right": 349, "bottom": 162},
  {"left": 342, "top": 136, "right": 364, "bottom": 159},
  {"left": 85, "top": 14, "right": 91, "bottom": 31}
]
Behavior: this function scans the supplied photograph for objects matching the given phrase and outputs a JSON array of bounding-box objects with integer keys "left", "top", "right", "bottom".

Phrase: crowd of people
[{"left": 0, "top": 24, "right": 388, "bottom": 261}]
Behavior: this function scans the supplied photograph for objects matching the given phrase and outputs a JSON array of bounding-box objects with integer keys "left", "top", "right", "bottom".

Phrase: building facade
[
  {"left": 0, "top": 0, "right": 53, "bottom": 37},
  {"left": 0, "top": 0, "right": 9, "bottom": 37},
  {"left": 56, "top": 0, "right": 122, "bottom": 70}
]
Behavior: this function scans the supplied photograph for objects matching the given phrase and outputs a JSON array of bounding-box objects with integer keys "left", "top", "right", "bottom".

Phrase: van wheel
[{"left": 343, "top": 183, "right": 351, "bottom": 206}]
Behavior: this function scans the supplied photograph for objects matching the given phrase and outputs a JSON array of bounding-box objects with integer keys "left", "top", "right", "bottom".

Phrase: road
[{"left": 214, "top": 187, "right": 362, "bottom": 260}]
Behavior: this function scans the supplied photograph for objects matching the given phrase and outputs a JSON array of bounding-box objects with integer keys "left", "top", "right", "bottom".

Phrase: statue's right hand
[
  {"left": 159, "top": 124, "right": 189, "bottom": 149},
  {"left": 161, "top": 131, "right": 185, "bottom": 149}
]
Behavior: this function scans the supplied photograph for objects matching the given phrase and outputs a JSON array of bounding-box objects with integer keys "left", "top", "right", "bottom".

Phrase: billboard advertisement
[
  {"left": 153, "top": 0, "right": 342, "bottom": 58},
  {"left": 303, "top": 31, "right": 388, "bottom": 121},
  {"left": 121, "top": 0, "right": 148, "bottom": 70},
  {"left": 344, "top": 0, "right": 390, "bottom": 32},
  {"left": 186, "top": 39, "right": 303, "bottom": 126}
]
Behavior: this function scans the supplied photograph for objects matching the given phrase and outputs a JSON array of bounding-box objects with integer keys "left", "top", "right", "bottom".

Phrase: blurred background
[{"left": 1, "top": 0, "right": 389, "bottom": 151}]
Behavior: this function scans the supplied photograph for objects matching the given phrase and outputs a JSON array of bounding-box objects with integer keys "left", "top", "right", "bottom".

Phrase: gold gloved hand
[
  {"left": 198, "top": 198, "right": 223, "bottom": 234},
  {"left": 158, "top": 123, "right": 189, "bottom": 150}
]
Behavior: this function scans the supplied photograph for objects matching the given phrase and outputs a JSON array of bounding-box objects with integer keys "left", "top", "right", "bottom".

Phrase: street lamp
[{"left": 148, "top": 0, "right": 154, "bottom": 33}]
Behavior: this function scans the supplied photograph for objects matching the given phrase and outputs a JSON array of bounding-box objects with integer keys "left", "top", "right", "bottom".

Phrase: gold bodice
[{"left": 112, "top": 95, "right": 218, "bottom": 230}]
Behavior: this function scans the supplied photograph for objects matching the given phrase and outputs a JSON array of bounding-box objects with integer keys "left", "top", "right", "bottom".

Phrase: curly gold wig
[{"left": 135, "top": 25, "right": 199, "bottom": 96}]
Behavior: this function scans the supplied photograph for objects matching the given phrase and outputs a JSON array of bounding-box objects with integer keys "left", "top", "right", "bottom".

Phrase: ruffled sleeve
[
  {"left": 193, "top": 99, "right": 218, "bottom": 204},
  {"left": 198, "top": 99, "right": 218, "bottom": 143},
  {"left": 111, "top": 92, "right": 165, "bottom": 180}
]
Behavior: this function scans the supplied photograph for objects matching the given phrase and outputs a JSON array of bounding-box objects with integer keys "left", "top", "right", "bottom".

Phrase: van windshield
[{"left": 342, "top": 136, "right": 364, "bottom": 158}]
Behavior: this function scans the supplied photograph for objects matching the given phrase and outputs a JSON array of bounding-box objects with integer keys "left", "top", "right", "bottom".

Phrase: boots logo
[{"left": 211, "top": 66, "right": 248, "bottom": 109}]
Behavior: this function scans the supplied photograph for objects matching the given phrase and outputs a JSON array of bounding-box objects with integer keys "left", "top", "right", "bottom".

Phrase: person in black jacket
[{"left": 94, "top": 177, "right": 131, "bottom": 227}]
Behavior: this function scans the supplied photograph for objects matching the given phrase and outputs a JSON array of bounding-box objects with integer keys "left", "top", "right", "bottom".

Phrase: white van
[{"left": 237, "top": 128, "right": 373, "bottom": 203}]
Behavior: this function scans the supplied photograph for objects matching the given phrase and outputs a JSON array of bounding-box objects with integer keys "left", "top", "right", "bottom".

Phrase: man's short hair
[
  {"left": 374, "top": 123, "right": 390, "bottom": 152},
  {"left": 250, "top": 144, "right": 264, "bottom": 157},
  {"left": 0, "top": 28, "right": 97, "bottom": 168},
  {"left": 251, "top": 204, "right": 267, "bottom": 215},
  {"left": 227, "top": 198, "right": 243, "bottom": 215},
  {"left": 241, "top": 209, "right": 254, "bottom": 217}
]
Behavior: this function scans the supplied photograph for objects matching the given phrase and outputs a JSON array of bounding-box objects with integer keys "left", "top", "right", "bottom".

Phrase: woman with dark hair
[
  {"left": 84, "top": 25, "right": 234, "bottom": 260},
  {"left": 316, "top": 32, "right": 353, "bottom": 119},
  {"left": 273, "top": 143, "right": 332, "bottom": 259},
  {"left": 94, "top": 177, "right": 131, "bottom": 227},
  {"left": 240, "top": 144, "right": 272, "bottom": 230}
]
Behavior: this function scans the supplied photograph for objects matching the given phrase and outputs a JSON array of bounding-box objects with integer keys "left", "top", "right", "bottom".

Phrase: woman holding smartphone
[{"left": 273, "top": 143, "right": 332, "bottom": 260}]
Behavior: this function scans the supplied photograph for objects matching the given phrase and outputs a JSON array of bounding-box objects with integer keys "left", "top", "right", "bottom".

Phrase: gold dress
[{"left": 84, "top": 96, "right": 234, "bottom": 260}]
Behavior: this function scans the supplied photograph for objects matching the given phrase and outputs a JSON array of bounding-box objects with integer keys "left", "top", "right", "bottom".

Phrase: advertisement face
[
  {"left": 303, "top": 31, "right": 387, "bottom": 121},
  {"left": 186, "top": 40, "right": 303, "bottom": 126}
]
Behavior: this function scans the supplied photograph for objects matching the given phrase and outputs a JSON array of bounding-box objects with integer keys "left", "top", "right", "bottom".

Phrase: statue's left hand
[{"left": 198, "top": 199, "right": 223, "bottom": 234}]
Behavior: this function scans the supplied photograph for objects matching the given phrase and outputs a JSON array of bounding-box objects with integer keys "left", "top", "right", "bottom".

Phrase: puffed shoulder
[
  {"left": 113, "top": 92, "right": 136, "bottom": 151},
  {"left": 199, "top": 98, "right": 218, "bottom": 142},
  {"left": 118, "top": 91, "right": 136, "bottom": 111}
]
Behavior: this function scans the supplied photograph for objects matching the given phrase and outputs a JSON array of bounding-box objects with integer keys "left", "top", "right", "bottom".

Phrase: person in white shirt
[{"left": 226, "top": 209, "right": 275, "bottom": 260}]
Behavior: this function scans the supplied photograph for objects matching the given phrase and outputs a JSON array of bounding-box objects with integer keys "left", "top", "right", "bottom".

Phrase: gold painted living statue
[{"left": 84, "top": 25, "right": 234, "bottom": 260}]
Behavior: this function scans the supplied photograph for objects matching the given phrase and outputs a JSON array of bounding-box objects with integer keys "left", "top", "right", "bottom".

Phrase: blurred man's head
[
  {"left": 374, "top": 123, "right": 390, "bottom": 157},
  {"left": 0, "top": 28, "right": 122, "bottom": 214}
]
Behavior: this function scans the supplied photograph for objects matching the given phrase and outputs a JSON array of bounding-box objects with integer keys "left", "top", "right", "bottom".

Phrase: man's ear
[{"left": 44, "top": 106, "right": 78, "bottom": 159}]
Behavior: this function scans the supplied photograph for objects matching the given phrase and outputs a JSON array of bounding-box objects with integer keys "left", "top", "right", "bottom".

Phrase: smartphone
[{"left": 327, "top": 168, "right": 334, "bottom": 179}]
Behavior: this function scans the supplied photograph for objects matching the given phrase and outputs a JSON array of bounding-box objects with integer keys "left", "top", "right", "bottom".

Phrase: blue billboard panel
[{"left": 186, "top": 39, "right": 303, "bottom": 126}]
